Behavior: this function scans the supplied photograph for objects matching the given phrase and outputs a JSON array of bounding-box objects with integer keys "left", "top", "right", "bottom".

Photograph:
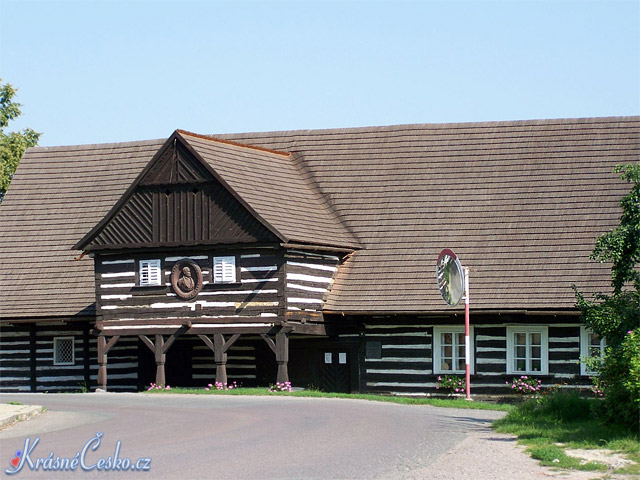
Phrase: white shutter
[
  {"left": 139, "top": 259, "right": 161, "bottom": 286},
  {"left": 213, "top": 256, "right": 236, "bottom": 283}
]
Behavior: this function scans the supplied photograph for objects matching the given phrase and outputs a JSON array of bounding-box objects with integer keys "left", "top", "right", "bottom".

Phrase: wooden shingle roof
[
  {"left": 220, "top": 116, "right": 639, "bottom": 314},
  {"left": 0, "top": 140, "right": 165, "bottom": 318},
  {"left": 180, "top": 131, "right": 359, "bottom": 249},
  {"left": 0, "top": 116, "right": 637, "bottom": 318}
]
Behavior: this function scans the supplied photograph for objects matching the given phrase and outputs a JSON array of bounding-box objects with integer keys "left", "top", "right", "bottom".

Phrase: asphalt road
[{"left": 0, "top": 393, "right": 505, "bottom": 479}]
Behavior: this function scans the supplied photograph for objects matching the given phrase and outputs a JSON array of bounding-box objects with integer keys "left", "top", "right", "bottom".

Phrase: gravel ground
[{"left": 404, "top": 423, "right": 635, "bottom": 480}]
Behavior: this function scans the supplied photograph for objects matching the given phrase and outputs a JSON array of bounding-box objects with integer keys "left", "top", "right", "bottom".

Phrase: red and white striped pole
[{"left": 464, "top": 267, "right": 472, "bottom": 400}]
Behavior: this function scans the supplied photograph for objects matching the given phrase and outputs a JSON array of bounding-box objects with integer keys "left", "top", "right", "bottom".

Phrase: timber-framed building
[{"left": 0, "top": 117, "right": 637, "bottom": 394}]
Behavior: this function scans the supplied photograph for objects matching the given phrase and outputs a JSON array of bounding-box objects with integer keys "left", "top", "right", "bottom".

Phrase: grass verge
[
  {"left": 144, "top": 386, "right": 513, "bottom": 411},
  {"left": 492, "top": 390, "right": 639, "bottom": 474}
]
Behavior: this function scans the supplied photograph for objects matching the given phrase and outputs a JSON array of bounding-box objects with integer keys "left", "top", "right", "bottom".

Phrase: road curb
[{"left": 0, "top": 404, "right": 44, "bottom": 430}]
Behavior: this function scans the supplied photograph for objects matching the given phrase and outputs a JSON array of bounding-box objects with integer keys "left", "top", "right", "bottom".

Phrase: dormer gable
[{"left": 74, "top": 132, "right": 282, "bottom": 251}]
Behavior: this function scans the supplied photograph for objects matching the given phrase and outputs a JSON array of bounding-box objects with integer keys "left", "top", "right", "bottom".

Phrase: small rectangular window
[
  {"left": 54, "top": 337, "right": 75, "bottom": 365},
  {"left": 580, "top": 326, "right": 606, "bottom": 375},
  {"left": 506, "top": 326, "right": 548, "bottom": 375},
  {"left": 434, "top": 326, "right": 474, "bottom": 374},
  {"left": 365, "top": 341, "right": 382, "bottom": 360},
  {"left": 139, "top": 259, "right": 162, "bottom": 286},
  {"left": 213, "top": 256, "right": 236, "bottom": 283}
]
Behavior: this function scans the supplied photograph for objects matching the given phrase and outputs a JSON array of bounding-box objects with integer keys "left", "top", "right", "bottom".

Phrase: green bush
[
  {"left": 593, "top": 328, "right": 640, "bottom": 428},
  {"left": 574, "top": 163, "right": 640, "bottom": 430},
  {"left": 534, "top": 390, "right": 593, "bottom": 423}
]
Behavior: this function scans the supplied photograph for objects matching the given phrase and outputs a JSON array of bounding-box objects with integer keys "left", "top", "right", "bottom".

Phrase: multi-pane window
[
  {"left": 213, "top": 256, "right": 236, "bottom": 283},
  {"left": 53, "top": 337, "right": 75, "bottom": 365},
  {"left": 139, "top": 259, "right": 162, "bottom": 286},
  {"left": 580, "top": 327, "right": 606, "bottom": 375},
  {"left": 433, "top": 326, "right": 473, "bottom": 374},
  {"left": 507, "top": 326, "right": 548, "bottom": 375}
]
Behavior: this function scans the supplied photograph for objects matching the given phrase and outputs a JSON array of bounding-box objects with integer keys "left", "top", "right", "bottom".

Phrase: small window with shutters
[
  {"left": 213, "top": 256, "right": 236, "bottom": 284},
  {"left": 139, "top": 259, "right": 162, "bottom": 286}
]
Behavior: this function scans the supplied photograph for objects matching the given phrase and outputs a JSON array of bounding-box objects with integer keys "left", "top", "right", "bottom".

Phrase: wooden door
[{"left": 320, "top": 350, "right": 351, "bottom": 393}]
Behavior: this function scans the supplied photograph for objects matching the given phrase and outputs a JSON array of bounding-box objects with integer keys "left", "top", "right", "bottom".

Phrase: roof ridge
[
  {"left": 177, "top": 129, "right": 291, "bottom": 157},
  {"left": 216, "top": 115, "right": 640, "bottom": 139}
]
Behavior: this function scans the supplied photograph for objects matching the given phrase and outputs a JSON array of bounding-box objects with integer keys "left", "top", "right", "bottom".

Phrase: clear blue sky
[{"left": 1, "top": 0, "right": 638, "bottom": 146}]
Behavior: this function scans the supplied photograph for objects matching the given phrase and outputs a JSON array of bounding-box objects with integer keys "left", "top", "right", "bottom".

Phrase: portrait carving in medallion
[{"left": 170, "top": 259, "right": 203, "bottom": 300}]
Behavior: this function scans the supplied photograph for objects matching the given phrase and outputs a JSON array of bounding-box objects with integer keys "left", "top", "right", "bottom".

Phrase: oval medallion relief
[{"left": 170, "top": 259, "right": 203, "bottom": 300}]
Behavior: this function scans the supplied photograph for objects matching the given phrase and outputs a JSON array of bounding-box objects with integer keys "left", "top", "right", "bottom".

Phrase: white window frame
[
  {"left": 506, "top": 326, "right": 548, "bottom": 375},
  {"left": 433, "top": 326, "right": 474, "bottom": 374},
  {"left": 580, "top": 326, "right": 606, "bottom": 376},
  {"left": 139, "top": 259, "right": 162, "bottom": 286},
  {"left": 53, "top": 337, "right": 75, "bottom": 366},
  {"left": 213, "top": 256, "right": 237, "bottom": 284}
]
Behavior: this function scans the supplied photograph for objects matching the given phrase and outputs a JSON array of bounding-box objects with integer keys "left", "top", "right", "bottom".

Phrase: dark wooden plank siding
[
  {"left": 0, "top": 324, "right": 32, "bottom": 392},
  {"left": 91, "top": 182, "right": 278, "bottom": 249},
  {"left": 354, "top": 318, "right": 593, "bottom": 395},
  {"left": 97, "top": 252, "right": 282, "bottom": 323},
  {"left": 192, "top": 338, "right": 257, "bottom": 385},
  {"left": 357, "top": 321, "right": 434, "bottom": 394},
  {"left": 89, "top": 336, "right": 139, "bottom": 391},
  {"left": 35, "top": 327, "right": 87, "bottom": 391},
  {"left": 0, "top": 323, "right": 138, "bottom": 393},
  {"left": 285, "top": 250, "right": 341, "bottom": 314}
]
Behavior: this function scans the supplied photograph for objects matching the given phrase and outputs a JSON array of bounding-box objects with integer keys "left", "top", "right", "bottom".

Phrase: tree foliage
[
  {"left": 0, "top": 80, "right": 41, "bottom": 202},
  {"left": 575, "top": 163, "right": 640, "bottom": 428}
]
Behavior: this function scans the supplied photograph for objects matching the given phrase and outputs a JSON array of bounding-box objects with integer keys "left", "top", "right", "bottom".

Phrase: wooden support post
[
  {"left": 213, "top": 333, "right": 227, "bottom": 386},
  {"left": 155, "top": 335, "right": 166, "bottom": 387},
  {"left": 83, "top": 325, "right": 91, "bottom": 390},
  {"left": 96, "top": 335, "right": 121, "bottom": 391},
  {"left": 97, "top": 335, "right": 107, "bottom": 391},
  {"left": 29, "top": 324, "right": 37, "bottom": 392},
  {"left": 275, "top": 331, "right": 289, "bottom": 384}
]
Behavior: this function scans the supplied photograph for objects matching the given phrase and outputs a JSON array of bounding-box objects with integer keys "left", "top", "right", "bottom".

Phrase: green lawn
[{"left": 492, "top": 391, "right": 639, "bottom": 475}]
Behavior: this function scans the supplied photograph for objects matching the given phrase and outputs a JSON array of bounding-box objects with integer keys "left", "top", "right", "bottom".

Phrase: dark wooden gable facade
[
  {"left": 70, "top": 131, "right": 351, "bottom": 392},
  {"left": 77, "top": 134, "right": 280, "bottom": 251}
]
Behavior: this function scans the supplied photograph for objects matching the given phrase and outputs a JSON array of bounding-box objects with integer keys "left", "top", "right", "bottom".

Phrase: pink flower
[{"left": 205, "top": 387, "right": 210, "bottom": 391}]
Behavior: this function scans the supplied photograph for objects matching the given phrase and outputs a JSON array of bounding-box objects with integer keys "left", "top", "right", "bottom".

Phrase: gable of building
[{"left": 75, "top": 133, "right": 281, "bottom": 251}]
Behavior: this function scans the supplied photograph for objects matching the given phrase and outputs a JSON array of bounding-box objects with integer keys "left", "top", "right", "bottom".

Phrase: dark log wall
[
  {"left": 92, "top": 335, "right": 139, "bottom": 391},
  {"left": 351, "top": 319, "right": 434, "bottom": 394},
  {"left": 0, "top": 323, "right": 137, "bottom": 393},
  {"left": 96, "top": 250, "right": 282, "bottom": 323},
  {"left": 284, "top": 250, "right": 340, "bottom": 315},
  {"left": 0, "top": 324, "right": 32, "bottom": 392},
  {"left": 351, "top": 316, "right": 592, "bottom": 396}
]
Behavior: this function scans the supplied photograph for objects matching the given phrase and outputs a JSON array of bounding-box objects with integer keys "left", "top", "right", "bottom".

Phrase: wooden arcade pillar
[
  {"left": 260, "top": 331, "right": 290, "bottom": 384},
  {"left": 139, "top": 332, "right": 182, "bottom": 387},
  {"left": 96, "top": 334, "right": 120, "bottom": 391},
  {"left": 198, "top": 333, "right": 240, "bottom": 386},
  {"left": 154, "top": 334, "right": 166, "bottom": 387},
  {"left": 214, "top": 333, "right": 228, "bottom": 385},
  {"left": 276, "top": 331, "right": 289, "bottom": 384}
]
